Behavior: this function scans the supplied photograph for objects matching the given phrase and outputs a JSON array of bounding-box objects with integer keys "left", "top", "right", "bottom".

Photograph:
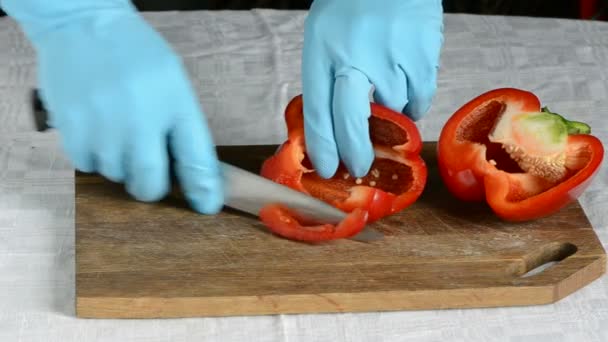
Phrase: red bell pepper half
[
  {"left": 259, "top": 95, "right": 427, "bottom": 242},
  {"left": 437, "top": 88, "right": 604, "bottom": 221}
]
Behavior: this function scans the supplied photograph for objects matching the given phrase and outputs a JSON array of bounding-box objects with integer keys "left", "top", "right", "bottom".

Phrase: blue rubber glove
[
  {"left": 301, "top": 0, "right": 444, "bottom": 178},
  {"left": 1, "top": 0, "right": 224, "bottom": 214}
]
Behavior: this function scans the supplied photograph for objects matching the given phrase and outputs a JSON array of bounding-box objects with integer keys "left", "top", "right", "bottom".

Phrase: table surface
[{"left": 1, "top": 9, "right": 608, "bottom": 342}]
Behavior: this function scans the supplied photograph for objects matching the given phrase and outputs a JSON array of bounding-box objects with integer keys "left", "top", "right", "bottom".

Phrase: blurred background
[{"left": 0, "top": 0, "right": 606, "bottom": 20}]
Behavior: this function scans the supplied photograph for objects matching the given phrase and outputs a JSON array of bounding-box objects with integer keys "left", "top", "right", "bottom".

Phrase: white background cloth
[{"left": 1, "top": 9, "right": 608, "bottom": 342}]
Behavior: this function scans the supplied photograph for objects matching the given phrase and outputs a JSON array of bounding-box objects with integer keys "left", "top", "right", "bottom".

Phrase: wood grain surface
[{"left": 75, "top": 142, "right": 606, "bottom": 318}]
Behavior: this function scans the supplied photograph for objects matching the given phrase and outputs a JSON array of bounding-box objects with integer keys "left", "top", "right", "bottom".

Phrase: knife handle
[{"left": 31, "top": 89, "right": 51, "bottom": 132}]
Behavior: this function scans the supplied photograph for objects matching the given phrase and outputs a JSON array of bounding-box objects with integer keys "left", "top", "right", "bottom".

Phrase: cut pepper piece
[
  {"left": 259, "top": 95, "right": 427, "bottom": 240},
  {"left": 437, "top": 88, "right": 604, "bottom": 221},
  {"left": 258, "top": 205, "right": 368, "bottom": 242}
]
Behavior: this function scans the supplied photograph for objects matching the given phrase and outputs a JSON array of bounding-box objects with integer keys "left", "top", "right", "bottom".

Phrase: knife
[{"left": 29, "top": 89, "right": 383, "bottom": 242}]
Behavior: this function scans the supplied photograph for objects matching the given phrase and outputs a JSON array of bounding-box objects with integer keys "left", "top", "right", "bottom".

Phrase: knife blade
[
  {"left": 221, "top": 162, "right": 345, "bottom": 224},
  {"left": 29, "top": 89, "right": 383, "bottom": 242}
]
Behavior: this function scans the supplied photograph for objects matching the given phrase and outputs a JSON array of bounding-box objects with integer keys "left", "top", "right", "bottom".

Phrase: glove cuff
[{"left": 0, "top": 0, "right": 136, "bottom": 41}]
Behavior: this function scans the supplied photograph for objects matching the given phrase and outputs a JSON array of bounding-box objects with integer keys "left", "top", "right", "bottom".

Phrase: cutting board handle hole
[{"left": 519, "top": 242, "right": 578, "bottom": 278}]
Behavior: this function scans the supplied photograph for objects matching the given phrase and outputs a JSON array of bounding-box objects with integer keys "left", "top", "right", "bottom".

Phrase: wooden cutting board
[{"left": 75, "top": 142, "right": 606, "bottom": 318}]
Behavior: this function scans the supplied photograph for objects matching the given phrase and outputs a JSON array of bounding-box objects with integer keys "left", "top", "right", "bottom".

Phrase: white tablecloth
[{"left": 1, "top": 9, "right": 608, "bottom": 342}]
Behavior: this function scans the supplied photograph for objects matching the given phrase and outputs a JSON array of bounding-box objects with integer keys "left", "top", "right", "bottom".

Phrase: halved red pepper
[
  {"left": 259, "top": 95, "right": 427, "bottom": 241},
  {"left": 437, "top": 88, "right": 604, "bottom": 221}
]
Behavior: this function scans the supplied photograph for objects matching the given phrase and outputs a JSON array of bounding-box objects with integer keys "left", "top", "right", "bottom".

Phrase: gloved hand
[
  {"left": 301, "top": 0, "right": 444, "bottom": 178},
  {"left": 1, "top": 0, "right": 224, "bottom": 214}
]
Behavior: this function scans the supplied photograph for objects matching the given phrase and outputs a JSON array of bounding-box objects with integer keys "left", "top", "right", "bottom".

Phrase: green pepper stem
[{"left": 541, "top": 106, "right": 591, "bottom": 135}]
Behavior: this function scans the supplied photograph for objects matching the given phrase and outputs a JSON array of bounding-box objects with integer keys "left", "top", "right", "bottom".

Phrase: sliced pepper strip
[
  {"left": 259, "top": 95, "right": 427, "bottom": 241},
  {"left": 437, "top": 88, "right": 604, "bottom": 221},
  {"left": 258, "top": 205, "right": 368, "bottom": 242}
]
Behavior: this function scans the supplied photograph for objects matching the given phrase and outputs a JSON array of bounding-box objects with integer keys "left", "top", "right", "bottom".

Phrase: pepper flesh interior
[
  {"left": 455, "top": 100, "right": 593, "bottom": 201},
  {"left": 300, "top": 116, "right": 414, "bottom": 203},
  {"left": 488, "top": 107, "right": 590, "bottom": 183},
  {"left": 455, "top": 101, "right": 524, "bottom": 173}
]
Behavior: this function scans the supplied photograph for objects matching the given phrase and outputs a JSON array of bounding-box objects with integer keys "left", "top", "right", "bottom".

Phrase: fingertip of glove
[
  {"left": 405, "top": 101, "right": 433, "bottom": 121},
  {"left": 126, "top": 177, "right": 170, "bottom": 203},
  {"left": 97, "top": 159, "right": 126, "bottom": 184},
  {"left": 404, "top": 110, "right": 425, "bottom": 122},
  {"left": 335, "top": 131, "right": 374, "bottom": 178},
  {"left": 176, "top": 163, "right": 225, "bottom": 215},
  {"left": 184, "top": 179, "right": 225, "bottom": 215},
  {"left": 309, "top": 150, "right": 339, "bottom": 179},
  {"left": 124, "top": 162, "right": 171, "bottom": 202},
  {"left": 303, "top": 129, "right": 339, "bottom": 179},
  {"left": 345, "top": 147, "right": 374, "bottom": 178},
  {"left": 188, "top": 195, "right": 224, "bottom": 215},
  {"left": 318, "top": 165, "right": 338, "bottom": 180},
  {"left": 404, "top": 88, "right": 436, "bottom": 121}
]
